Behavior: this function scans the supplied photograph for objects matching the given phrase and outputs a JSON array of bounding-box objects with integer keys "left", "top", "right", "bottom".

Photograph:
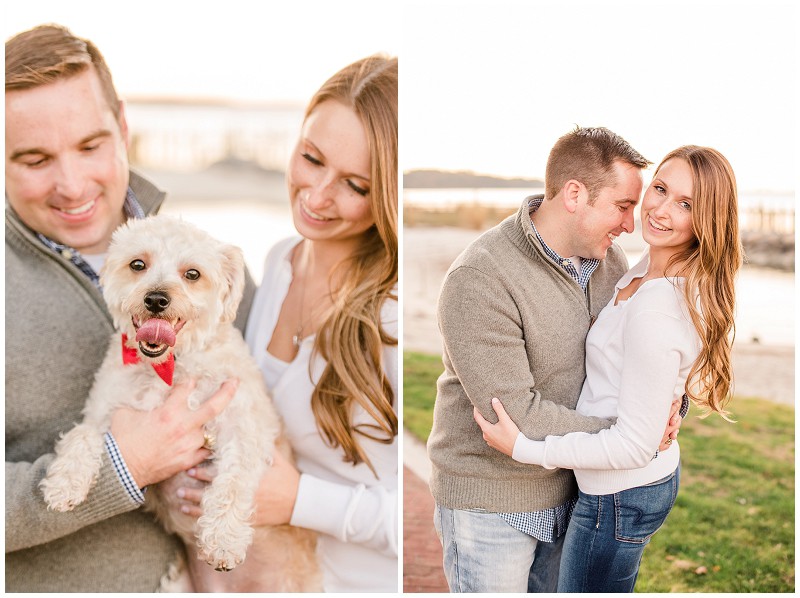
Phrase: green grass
[{"left": 404, "top": 350, "right": 795, "bottom": 593}]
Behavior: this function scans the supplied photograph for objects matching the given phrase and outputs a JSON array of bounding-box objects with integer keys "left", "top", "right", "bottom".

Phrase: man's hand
[
  {"left": 110, "top": 379, "right": 238, "bottom": 488},
  {"left": 658, "top": 396, "right": 683, "bottom": 452},
  {"left": 473, "top": 398, "right": 521, "bottom": 457}
]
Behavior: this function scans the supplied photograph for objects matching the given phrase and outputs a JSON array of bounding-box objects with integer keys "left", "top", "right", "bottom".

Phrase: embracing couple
[{"left": 427, "top": 127, "right": 742, "bottom": 592}]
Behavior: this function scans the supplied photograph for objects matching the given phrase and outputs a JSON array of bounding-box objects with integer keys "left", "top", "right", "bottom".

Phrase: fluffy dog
[{"left": 40, "top": 215, "right": 320, "bottom": 591}]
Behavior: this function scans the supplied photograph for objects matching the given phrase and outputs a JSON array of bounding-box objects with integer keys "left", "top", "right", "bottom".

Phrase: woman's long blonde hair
[
  {"left": 305, "top": 55, "right": 398, "bottom": 475},
  {"left": 660, "top": 146, "right": 742, "bottom": 419}
]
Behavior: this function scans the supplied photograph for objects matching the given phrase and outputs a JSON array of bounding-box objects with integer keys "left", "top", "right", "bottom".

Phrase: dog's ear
[{"left": 220, "top": 243, "right": 246, "bottom": 322}]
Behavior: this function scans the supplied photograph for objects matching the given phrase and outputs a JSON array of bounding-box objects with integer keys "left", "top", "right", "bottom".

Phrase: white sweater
[
  {"left": 245, "top": 237, "right": 398, "bottom": 592},
  {"left": 512, "top": 251, "right": 700, "bottom": 495}
]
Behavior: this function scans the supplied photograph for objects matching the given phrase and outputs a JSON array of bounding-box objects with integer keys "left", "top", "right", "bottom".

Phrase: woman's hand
[
  {"left": 171, "top": 462, "right": 217, "bottom": 518},
  {"left": 172, "top": 449, "right": 300, "bottom": 526},
  {"left": 250, "top": 449, "right": 301, "bottom": 527},
  {"left": 659, "top": 396, "right": 683, "bottom": 451},
  {"left": 473, "top": 398, "right": 521, "bottom": 457}
]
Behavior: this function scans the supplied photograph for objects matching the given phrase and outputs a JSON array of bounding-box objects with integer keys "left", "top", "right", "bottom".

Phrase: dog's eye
[
  {"left": 185, "top": 269, "right": 201, "bottom": 281},
  {"left": 130, "top": 259, "right": 146, "bottom": 271}
]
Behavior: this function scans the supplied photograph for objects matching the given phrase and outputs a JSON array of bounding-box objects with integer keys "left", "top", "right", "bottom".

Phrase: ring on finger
[{"left": 202, "top": 431, "right": 217, "bottom": 451}]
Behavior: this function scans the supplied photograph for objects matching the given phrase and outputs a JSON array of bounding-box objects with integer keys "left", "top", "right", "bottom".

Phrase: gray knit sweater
[
  {"left": 427, "top": 195, "right": 629, "bottom": 513},
  {"left": 5, "top": 171, "right": 254, "bottom": 592}
]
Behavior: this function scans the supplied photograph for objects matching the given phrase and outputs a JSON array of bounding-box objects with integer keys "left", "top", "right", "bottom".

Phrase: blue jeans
[
  {"left": 557, "top": 466, "right": 680, "bottom": 593},
  {"left": 433, "top": 504, "right": 564, "bottom": 592}
]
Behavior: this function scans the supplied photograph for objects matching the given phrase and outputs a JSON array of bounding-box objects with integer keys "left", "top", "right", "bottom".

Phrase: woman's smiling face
[
  {"left": 641, "top": 158, "right": 696, "bottom": 252},
  {"left": 287, "top": 100, "right": 375, "bottom": 245}
]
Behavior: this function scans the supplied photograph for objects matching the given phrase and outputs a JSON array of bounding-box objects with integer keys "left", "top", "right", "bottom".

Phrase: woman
[
  {"left": 475, "top": 146, "right": 741, "bottom": 592},
  {"left": 176, "top": 55, "right": 398, "bottom": 592}
]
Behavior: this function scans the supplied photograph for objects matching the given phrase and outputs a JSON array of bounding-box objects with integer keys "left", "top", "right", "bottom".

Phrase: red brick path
[{"left": 403, "top": 466, "right": 449, "bottom": 593}]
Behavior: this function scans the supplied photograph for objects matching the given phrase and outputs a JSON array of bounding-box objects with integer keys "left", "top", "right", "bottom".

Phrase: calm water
[{"left": 126, "top": 101, "right": 304, "bottom": 172}]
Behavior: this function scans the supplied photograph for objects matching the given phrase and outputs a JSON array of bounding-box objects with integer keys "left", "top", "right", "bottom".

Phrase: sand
[{"left": 402, "top": 226, "right": 795, "bottom": 406}]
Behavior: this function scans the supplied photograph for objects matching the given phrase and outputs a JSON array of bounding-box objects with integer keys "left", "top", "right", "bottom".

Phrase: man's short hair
[
  {"left": 545, "top": 126, "right": 650, "bottom": 204},
  {"left": 6, "top": 24, "right": 121, "bottom": 120}
]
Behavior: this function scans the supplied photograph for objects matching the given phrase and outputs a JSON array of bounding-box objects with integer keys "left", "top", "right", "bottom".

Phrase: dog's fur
[{"left": 40, "top": 215, "right": 320, "bottom": 591}]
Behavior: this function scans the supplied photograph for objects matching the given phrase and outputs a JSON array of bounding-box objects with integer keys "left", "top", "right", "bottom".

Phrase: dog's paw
[
  {"left": 214, "top": 561, "right": 236, "bottom": 573},
  {"left": 202, "top": 547, "right": 245, "bottom": 572},
  {"left": 40, "top": 461, "right": 98, "bottom": 511},
  {"left": 40, "top": 477, "right": 85, "bottom": 512}
]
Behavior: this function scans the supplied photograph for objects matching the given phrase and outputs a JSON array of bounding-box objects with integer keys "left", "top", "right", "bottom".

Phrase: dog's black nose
[{"left": 144, "top": 291, "right": 171, "bottom": 313}]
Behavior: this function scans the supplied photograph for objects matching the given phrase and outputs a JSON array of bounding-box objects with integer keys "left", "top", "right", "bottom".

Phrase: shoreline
[{"left": 404, "top": 207, "right": 795, "bottom": 273}]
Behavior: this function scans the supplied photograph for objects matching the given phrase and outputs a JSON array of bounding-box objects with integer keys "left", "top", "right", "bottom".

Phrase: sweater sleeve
[
  {"left": 514, "top": 308, "right": 689, "bottom": 470},
  {"left": 5, "top": 451, "right": 141, "bottom": 553},
  {"left": 439, "top": 265, "right": 613, "bottom": 441}
]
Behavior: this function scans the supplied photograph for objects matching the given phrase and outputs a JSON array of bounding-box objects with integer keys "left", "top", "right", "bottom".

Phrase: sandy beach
[{"left": 403, "top": 225, "right": 795, "bottom": 406}]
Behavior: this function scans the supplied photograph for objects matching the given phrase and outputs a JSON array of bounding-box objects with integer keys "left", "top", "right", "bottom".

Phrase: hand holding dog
[
  {"left": 177, "top": 449, "right": 300, "bottom": 526},
  {"left": 111, "top": 379, "right": 238, "bottom": 488},
  {"left": 250, "top": 450, "right": 300, "bottom": 526}
]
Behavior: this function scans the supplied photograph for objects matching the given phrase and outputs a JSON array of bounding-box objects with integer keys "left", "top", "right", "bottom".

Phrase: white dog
[{"left": 40, "top": 216, "right": 320, "bottom": 590}]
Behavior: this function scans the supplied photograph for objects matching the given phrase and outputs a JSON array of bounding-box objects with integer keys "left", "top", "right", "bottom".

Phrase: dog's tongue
[{"left": 136, "top": 319, "right": 177, "bottom": 347}]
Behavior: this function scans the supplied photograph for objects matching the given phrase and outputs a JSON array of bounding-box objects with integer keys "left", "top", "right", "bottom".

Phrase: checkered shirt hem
[{"left": 498, "top": 497, "right": 577, "bottom": 542}]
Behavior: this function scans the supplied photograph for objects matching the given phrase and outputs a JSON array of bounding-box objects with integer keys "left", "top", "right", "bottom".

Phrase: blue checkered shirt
[
  {"left": 527, "top": 195, "right": 600, "bottom": 290},
  {"left": 495, "top": 196, "right": 601, "bottom": 541},
  {"left": 37, "top": 188, "right": 147, "bottom": 503}
]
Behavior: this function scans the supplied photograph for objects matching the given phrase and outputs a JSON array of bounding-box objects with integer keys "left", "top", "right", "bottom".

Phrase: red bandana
[{"left": 121, "top": 334, "right": 175, "bottom": 386}]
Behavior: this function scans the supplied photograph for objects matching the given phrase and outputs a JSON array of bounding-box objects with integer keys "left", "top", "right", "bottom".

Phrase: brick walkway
[{"left": 403, "top": 466, "right": 449, "bottom": 593}]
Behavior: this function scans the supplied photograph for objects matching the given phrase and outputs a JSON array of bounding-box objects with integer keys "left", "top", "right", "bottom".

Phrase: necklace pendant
[{"left": 292, "top": 334, "right": 301, "bottom": 349}]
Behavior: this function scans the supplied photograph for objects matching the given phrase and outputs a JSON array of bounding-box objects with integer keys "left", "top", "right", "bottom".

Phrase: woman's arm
[
  {"left": 290, "top": 469, "right": 397, "bottom": 557},
  {"left": 476, "top": 309, "right": 692, "bottom": 470}
]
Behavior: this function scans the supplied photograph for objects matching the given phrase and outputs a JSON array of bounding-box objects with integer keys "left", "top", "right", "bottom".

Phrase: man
[
  {"left": 427, "top": 127, "right": 682, "bottom": 592},
  {"left": 5, "top": 25, "right": 254, "bottom": 591}
]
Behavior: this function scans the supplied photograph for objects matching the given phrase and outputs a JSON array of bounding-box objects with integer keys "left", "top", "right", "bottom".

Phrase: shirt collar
[{"left": 526, "top": 195, "right": 600, "bottom": 290}]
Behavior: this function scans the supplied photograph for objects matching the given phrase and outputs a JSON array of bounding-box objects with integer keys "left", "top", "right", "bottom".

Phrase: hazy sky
[
  {"left": 3, "top": 0, "right": 401, "bottom": 104},
  {"left": 402, "top": 0, "right": 796, "bottom": 192},
  {"left": 4, "top": 0, "right": 796, "bottom": 192}
]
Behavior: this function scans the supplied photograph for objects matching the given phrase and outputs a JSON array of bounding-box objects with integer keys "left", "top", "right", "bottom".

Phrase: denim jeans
[
  {"left": 557, "top": 466, "right": 680, "bottom": 593},
  {"left": 433, "top": 504, "right": 564, "bottom": 592}
]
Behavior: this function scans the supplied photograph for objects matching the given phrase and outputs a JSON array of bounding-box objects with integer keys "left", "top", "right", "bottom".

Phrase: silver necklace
[{"left": 292, "top": 275, "right": 308, "bottom": 349}]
